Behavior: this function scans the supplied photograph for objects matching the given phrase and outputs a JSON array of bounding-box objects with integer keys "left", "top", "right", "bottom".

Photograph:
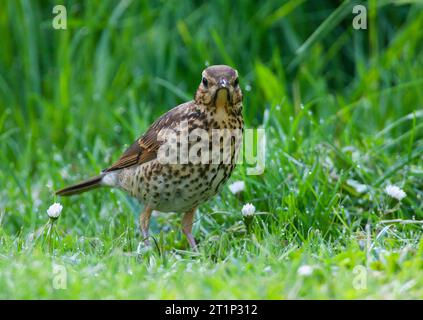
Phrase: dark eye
[
  {"left": 234, "top": 77, "right": 239, "bottom": 87},
  {"left": 202, "top": 77, "right": 208, "bottom": 87}
]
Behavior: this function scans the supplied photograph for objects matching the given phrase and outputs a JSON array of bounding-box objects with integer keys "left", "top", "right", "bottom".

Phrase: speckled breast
[
  {"left": 118, "top": 110, "right": 243, "bottom": 212},
  {"left": 128, "top": 161, "right": 236, "bottom": 212}
]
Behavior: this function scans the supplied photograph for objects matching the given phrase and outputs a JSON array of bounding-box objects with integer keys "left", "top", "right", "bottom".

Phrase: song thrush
[{"left": 56, "top": 65, "right": 244, "bottom": 250}]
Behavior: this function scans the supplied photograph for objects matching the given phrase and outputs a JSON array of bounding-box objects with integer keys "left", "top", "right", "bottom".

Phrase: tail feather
[{"left": 55, "top": 175, "right": 104, "bottom": 196}]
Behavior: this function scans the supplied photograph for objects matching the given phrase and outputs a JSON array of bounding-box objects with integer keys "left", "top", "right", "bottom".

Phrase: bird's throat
[{"left": 215, "top": 88, "right": 229, "bottom": 110}]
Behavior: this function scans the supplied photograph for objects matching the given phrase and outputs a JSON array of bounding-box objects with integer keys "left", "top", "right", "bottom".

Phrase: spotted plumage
[{"left": 56, "top": 65, "right": 244, "bottom": 250}]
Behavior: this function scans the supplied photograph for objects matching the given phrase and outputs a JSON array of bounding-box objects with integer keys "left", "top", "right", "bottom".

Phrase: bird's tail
[{"left": 55, "top": 174, "right": 104, "bottom": 196}]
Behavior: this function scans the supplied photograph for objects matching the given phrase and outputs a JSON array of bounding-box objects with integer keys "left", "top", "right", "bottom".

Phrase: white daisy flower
[
  {"left": 385, "top": 185, "right": 406, "bottom": 201},
  {"left": 242, "top": 203, "right": 256, "bottom": 217},
  {"left": 47, "top": 203, "right": 63, "bottom": 219},
  {"left": 297, "top": 265, "right": 313, "bottom": 276},
  {"left": 228, "top": 181, "right": 245, "bottom": 194}
]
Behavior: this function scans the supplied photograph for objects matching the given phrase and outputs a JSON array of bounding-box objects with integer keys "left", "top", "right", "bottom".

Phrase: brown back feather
[{"left": 103, "top": 102, "right": 193, "bottom": 172}]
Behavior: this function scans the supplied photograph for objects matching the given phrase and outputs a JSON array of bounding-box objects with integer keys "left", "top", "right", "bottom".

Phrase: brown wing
[{"left": 103, "top": 102, "right": 192, "bottom": 172}]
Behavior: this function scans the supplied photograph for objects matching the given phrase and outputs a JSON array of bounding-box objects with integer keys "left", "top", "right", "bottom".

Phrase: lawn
[{"left": 0, "top": 0, "right": 422, "bottom": 299}]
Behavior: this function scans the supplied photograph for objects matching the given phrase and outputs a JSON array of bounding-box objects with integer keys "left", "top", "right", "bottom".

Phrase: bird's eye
[
  {"left": 234, "top": 77, "right": 239, "bottom": 87},
  {"left": 202, "top": 77, "right": 208, "bottom": 87}
]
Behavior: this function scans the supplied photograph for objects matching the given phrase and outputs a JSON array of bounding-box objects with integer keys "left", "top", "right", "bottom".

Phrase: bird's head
[{"left": 195, "top": 65, "right": 243, "bottom": 110}]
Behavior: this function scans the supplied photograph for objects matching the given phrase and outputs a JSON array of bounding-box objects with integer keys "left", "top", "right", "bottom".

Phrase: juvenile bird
[{"left": 56, "top": 65, "right": 244, "bottom": 250}]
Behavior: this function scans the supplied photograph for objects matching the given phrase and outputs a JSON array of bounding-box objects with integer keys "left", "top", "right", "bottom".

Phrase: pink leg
[
  {"left": 182, "top": 208, "right": 198, "bottom": 250},
  {"left": 140, "top": 207, "right": 152, "bottom": 246}
]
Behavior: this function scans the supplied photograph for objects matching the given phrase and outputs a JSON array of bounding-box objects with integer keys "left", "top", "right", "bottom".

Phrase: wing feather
[{"left": 103, "top": 102, "right": 191, "bottom": 172}]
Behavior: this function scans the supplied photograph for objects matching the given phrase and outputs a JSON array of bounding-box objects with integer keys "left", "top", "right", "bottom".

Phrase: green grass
[{"left": 0, "top": 0, "right": 422, "bottom": 299}]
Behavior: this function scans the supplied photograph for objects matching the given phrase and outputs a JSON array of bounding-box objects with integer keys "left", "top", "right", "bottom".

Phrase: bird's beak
[
  {"left": 218, "top": 78, "right": 229, "bottom": 89},
  {"left": 215, "top": 78, "right": 231, "bottom": 108}
]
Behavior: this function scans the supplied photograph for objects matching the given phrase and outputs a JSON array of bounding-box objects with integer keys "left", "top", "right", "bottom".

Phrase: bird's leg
[
  {"left": 139, "top": 206, "right": 152, "bottom": 246},
  {"left": 182, "top": 207, "right": 198, "bottom": 250}
]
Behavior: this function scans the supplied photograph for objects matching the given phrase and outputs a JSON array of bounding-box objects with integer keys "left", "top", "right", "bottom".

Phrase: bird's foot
[
  {"left": 136, "top": 239, "right": 152, "bottom": 255},
  {"left": 185, "top": 232, "right": 199, "bottom": 252}
]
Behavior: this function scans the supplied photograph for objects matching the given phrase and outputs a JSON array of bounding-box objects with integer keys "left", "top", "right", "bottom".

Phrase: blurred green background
[{"left": 0, "top": 0, "right": 422, "bottom": 299}]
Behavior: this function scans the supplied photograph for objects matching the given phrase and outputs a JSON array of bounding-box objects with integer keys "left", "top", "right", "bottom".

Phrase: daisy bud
[{"left": 47, "top": 203, "right": 63, "bottom": 219}]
